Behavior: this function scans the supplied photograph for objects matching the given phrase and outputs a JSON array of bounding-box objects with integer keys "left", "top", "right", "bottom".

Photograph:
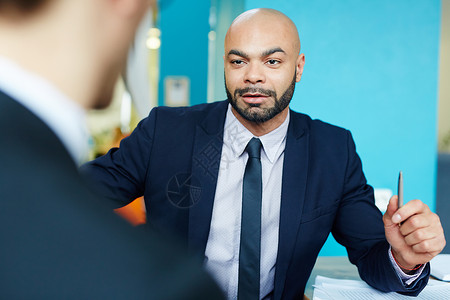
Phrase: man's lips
[{"left": 241, "top": 93, "right": 269, "bottom": 104}]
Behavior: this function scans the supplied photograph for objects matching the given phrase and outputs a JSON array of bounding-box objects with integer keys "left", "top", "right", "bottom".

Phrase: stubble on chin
[{"left": 225, "top": 71, "right": 296, "bottom": 124}]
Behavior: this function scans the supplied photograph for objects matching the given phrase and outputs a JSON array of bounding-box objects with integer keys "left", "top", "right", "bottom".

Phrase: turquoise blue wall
[
  {"left": 245, "top": 0, "right": 442, "bottom": 256},
  {"left": 158, "top": 0, "right": 210, "bottom": 106},
  {"left": 159, "top": 0, "right": 441, "bottom": 256}
]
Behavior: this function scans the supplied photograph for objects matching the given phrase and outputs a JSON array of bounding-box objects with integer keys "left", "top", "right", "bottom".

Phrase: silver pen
[{"left": 398, "top": 171, "right": 403, "bottom": 208}]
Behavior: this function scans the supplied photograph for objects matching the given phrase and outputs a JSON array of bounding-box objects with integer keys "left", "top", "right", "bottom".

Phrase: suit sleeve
[
  {"left": 331, "top": 130, "right": 429, "bottom": 296},
  {"left": 80, "top": 108, "right": 158, "bottom": 207}
]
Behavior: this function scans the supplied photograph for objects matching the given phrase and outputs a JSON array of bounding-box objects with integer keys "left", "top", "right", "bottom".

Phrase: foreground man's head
[{"left": 0, "top": 0, "right": 152, "bottom": 110}]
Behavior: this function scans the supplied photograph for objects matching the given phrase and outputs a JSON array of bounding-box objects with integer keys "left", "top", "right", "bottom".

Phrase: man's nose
[{"left": 244, "top": 63, "right": 266, "bottom": 84}]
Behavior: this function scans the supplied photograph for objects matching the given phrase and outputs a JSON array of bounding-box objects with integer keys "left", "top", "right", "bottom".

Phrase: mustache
[{"left": 234, "top": 87, "right": 277, "bottom": 98}]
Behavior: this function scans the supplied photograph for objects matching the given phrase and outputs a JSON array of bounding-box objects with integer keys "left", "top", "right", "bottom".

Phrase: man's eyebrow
[
  {"left": 227, "top": 47, "right": 286, "bottom": 59},
  {"left": 262, "top": 47, "right": 286, "bottom": 57},
  {"left": 227, "top": 49, "right": 248, "bottom": 59}
]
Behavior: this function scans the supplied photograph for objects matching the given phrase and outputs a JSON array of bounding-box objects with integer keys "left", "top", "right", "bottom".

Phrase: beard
[{"left": 225, "top": 71, "right": 296, "bottom": 123}]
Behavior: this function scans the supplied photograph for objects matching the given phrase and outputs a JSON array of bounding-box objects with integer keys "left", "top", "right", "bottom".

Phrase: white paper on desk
[
  {"left": 314, "top": 275, "right": 372, "bottom": 288},
  {"left": 324, "top": 286, "right": 450, "bottom": 300},
  {"left": 431, "top": 254, "right": 450, "bottom": 281},
  {"left": 311, "top": 288, "right": 330, "bottom": 300},
  {"left": 313, "top": 275, "right": 450, "bottom": 300}
]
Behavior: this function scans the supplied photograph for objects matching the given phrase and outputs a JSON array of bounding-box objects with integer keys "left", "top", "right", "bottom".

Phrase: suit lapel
[
  {"left": 273, "top": 112, "right": 309, "bottom": 300},
  {"left": 187, "top": 103, "right": 310, "bottom": 296},
  {"left": 188, "top": 101, "right": 228, "bottom": 257}
]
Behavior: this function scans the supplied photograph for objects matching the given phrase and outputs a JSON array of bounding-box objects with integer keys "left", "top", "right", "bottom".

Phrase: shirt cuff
[{"left": 388, "top": 245, "right": 426, "bottom": 286}]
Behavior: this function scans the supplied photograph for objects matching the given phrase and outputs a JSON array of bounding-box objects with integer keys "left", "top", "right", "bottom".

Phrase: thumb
[
  {"left": 383, "top": 196, "right": 408, "bottom": 254},
  {"left": 383, "top": 196, "right": 401, "bottom": 226}
]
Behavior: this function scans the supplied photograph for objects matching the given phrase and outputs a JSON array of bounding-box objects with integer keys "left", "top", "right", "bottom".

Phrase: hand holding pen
[{"left": 382, "top": 171, "right": 446, "bottom": 272}]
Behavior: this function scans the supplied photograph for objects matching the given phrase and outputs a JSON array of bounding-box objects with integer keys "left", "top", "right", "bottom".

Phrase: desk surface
[
  {"left": 305, "top": 256, "right": 359, "bottom": 299},
  {"left": 304, "top": 256, "right": 448, "bottom": 299}
]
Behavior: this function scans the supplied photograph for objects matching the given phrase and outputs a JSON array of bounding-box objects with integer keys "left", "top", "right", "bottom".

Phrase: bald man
[
  {"left": 82, "top": 8, "right": 445, "bottom": 299},
  {"left": 0, "top": 0, "right": 224, "bottom": 298}
]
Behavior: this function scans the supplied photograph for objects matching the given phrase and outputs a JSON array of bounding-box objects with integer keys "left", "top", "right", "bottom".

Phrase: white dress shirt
[
  {"left": 205, "top": 104, "right": 289, "bottom": 299},
  {"left": 204, "top": 104, "right": 423, "bottom": 299},
  {"left": 0, "top": 56, "right": 89, "bottom": 165}
]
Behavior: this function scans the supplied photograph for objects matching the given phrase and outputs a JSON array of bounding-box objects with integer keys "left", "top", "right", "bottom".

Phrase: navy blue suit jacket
[
  {"left": 82, "top": 100, "right": 430, "bottom": 299},
  {"left": 1, "top": 91, "right": 223, "bottom": 299}
]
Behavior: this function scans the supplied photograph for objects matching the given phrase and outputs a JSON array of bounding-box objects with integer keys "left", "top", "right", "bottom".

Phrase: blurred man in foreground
[{"left": 0, "top": 0, "right": 223, "bottom": 298}]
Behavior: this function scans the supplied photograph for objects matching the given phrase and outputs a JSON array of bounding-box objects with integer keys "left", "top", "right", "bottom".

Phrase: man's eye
[
  {"left": 231, "top": 60, "right": 244, "bottom": 65},
  {"left": 267, "top": 59, "right": 280, "bottom": 65}
]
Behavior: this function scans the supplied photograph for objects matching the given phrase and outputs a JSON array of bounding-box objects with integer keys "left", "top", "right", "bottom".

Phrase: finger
[
  {"left": 384, "top": 196, "right": 410, "bottom": 251},
  {"left": 408, "top": 219, "right": 446, "bottom": 252},
  {"left": 392, "top": 199, "right": 430, "bottom": 224},
  {"left": 411, "top": 236, "right": 446, "bottom": 254},
  {"left": 404, "top": 226, "right": 439, "bottom": 246},
  {"left": 383, "top": 196, "right": 399, "bottom": 226},
  {"left": 400, "top": 213, "right": 436, "bottom": 236}
]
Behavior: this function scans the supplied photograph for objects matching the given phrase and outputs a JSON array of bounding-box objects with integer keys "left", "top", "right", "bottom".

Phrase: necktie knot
[{"left": 246, "top": 138, "right": 262, "bottom": 159}]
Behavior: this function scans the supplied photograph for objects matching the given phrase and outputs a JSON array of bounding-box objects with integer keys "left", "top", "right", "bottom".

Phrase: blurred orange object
[{"left": 114, "top": 197, "right": 146, "bottom": 226}]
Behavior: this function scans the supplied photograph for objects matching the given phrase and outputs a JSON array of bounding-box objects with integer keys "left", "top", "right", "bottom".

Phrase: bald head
[
  {"left": 225, "top": 8, "right": 301, "bottom": 56},
  {"left": 223, "top": 8, "right": 305, "bottom": 133}
]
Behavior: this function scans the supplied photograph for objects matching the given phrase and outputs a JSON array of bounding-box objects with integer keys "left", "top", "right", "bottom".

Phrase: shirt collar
[
  {"left": 0, "top": 56, "right": 90, "bottom": 165},
  {"left": 223, "top": 104, "right": 290, "bottom": 164}
]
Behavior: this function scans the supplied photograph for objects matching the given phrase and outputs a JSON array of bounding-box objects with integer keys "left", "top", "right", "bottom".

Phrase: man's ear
[{"left": 295, "top": 53, "right": 305, "bottom": 82}]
